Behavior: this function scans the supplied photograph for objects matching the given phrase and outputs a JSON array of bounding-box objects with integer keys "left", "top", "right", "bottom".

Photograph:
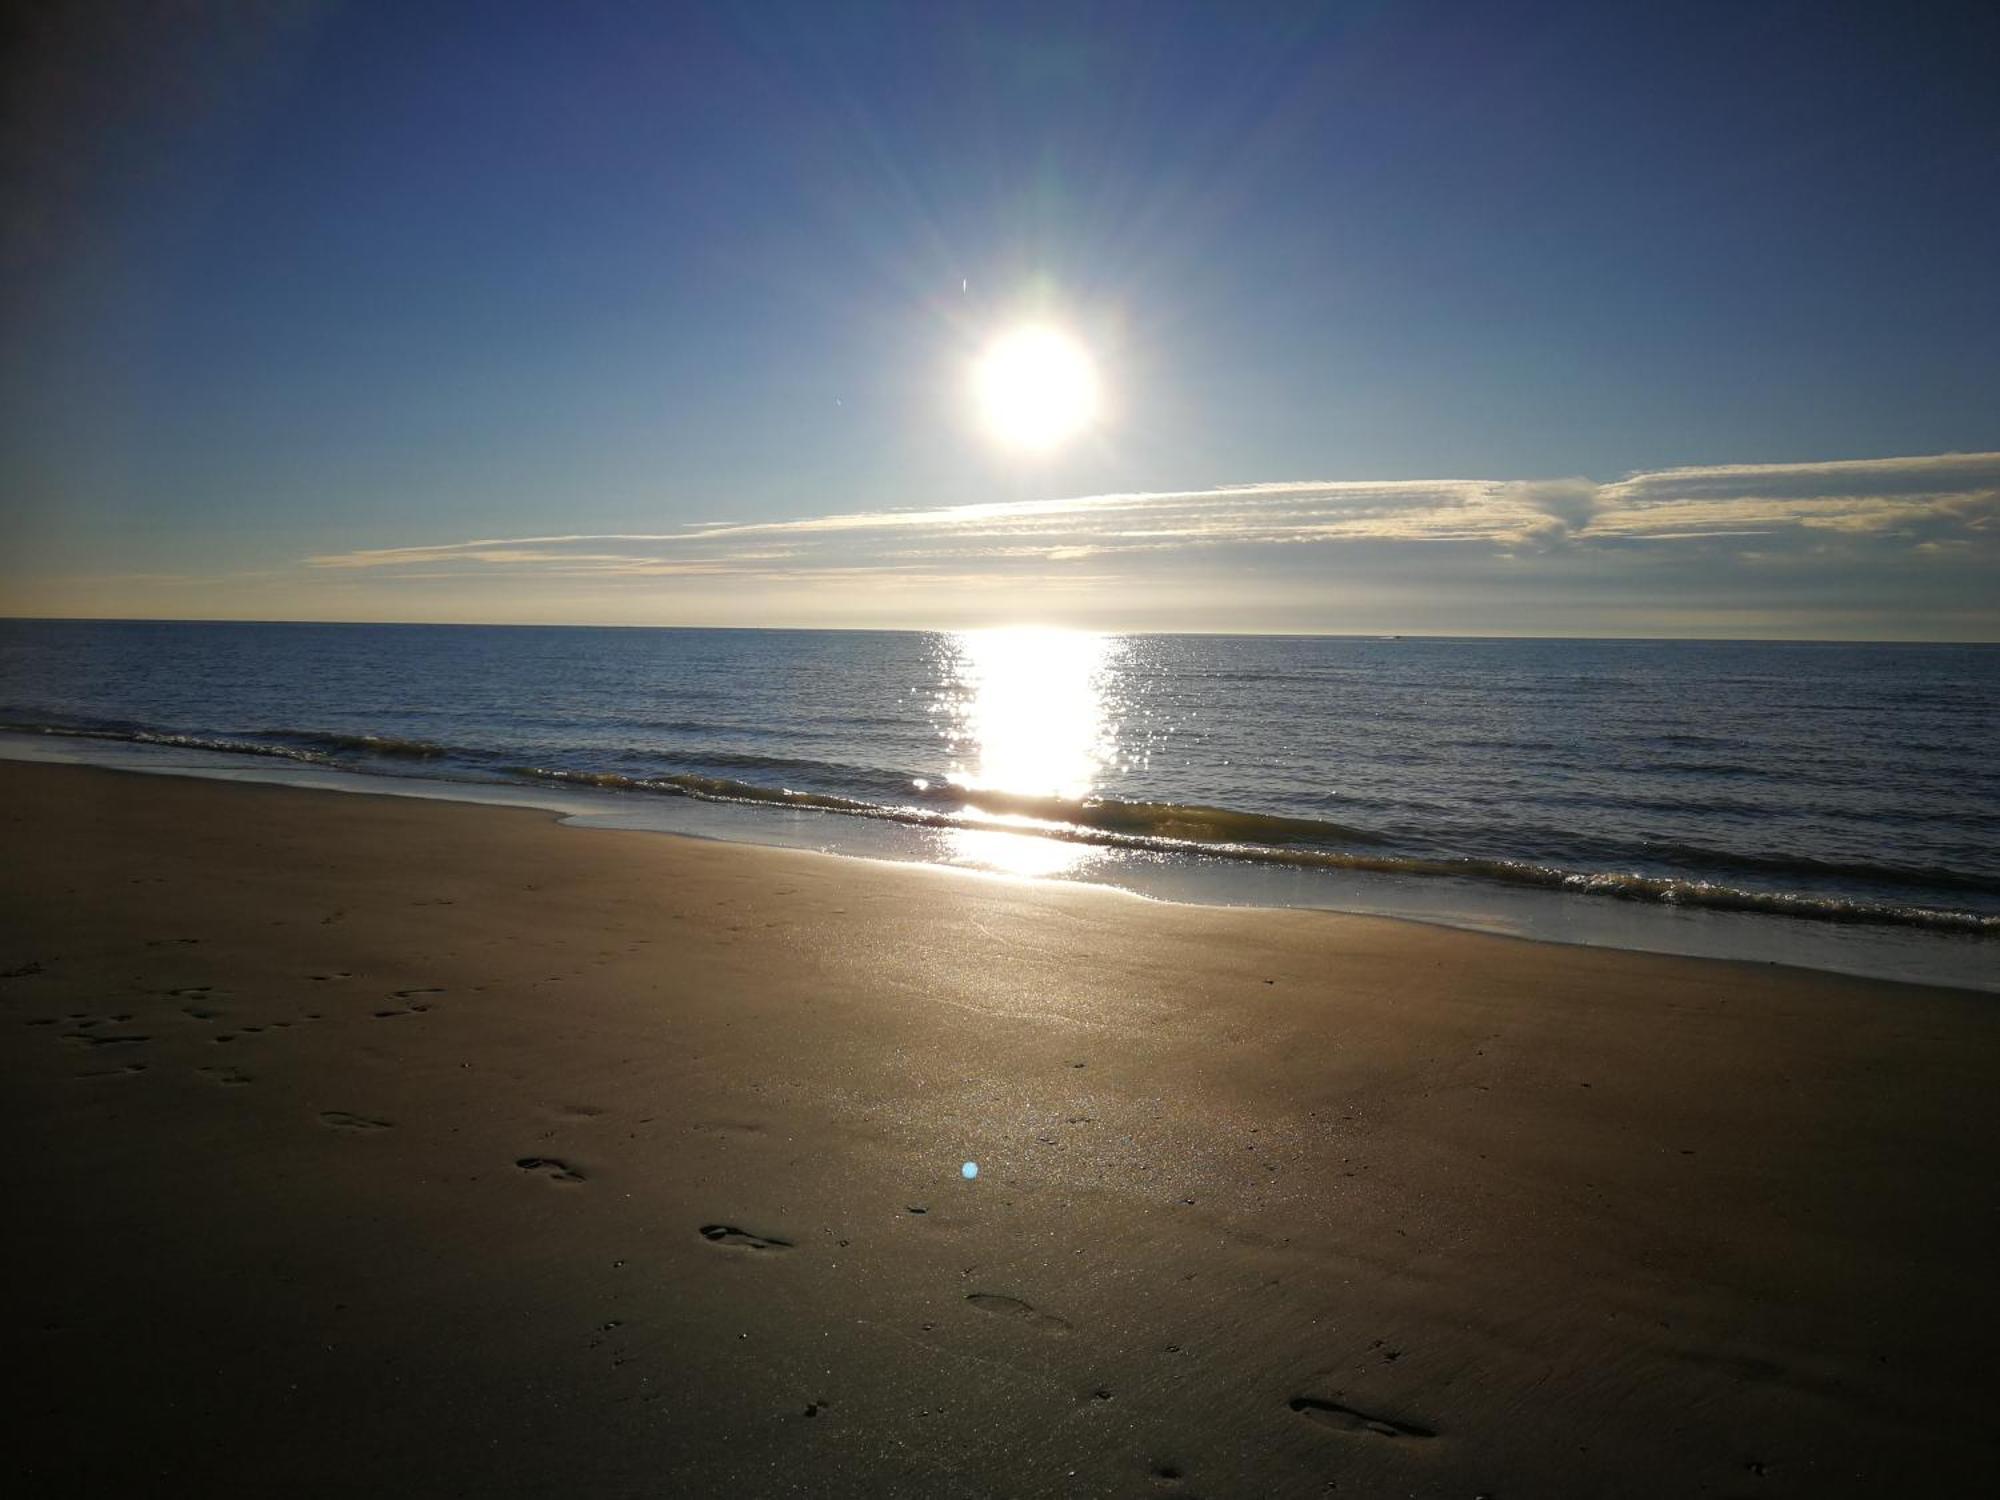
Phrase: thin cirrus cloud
[
  {"left": 304, "top": 451, "right": 2000, "bottom": 581},
  {"left": 8, "top": 448, "right": 1991, "bottom": 634}
]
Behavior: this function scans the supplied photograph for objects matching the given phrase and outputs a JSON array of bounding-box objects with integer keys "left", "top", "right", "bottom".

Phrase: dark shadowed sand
[{"left": 3, "top": 761, "right": 1995, "bottom": 1497}]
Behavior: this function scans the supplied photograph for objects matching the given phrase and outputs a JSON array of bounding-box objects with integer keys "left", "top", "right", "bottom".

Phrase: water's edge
[
  {"left": 5, "top": 729, "right": 1990, "bottom": 995},
  {"left": 10, "top": 718, "right": 1993, "bottom": 935}
]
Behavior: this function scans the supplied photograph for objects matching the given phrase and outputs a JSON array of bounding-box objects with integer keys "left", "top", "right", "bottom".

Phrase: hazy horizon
[
  {"left": 7, "top": 449, "right": 1998, "bottom": 639},
  {"left": 10, "top": 619, "right": 2000, "bottom": 644}
]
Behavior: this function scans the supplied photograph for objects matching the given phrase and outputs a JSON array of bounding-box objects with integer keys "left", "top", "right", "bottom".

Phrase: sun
[{"left": 970, "top": 325, "right": 1102, "bottom": 452}]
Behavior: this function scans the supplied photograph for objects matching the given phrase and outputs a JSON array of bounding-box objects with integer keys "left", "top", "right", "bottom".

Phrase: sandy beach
[{"left": 3, "top": 759, "right": 1995, "bottom": 1497}]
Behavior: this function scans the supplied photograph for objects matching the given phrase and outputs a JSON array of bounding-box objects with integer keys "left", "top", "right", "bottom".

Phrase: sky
[{"left": 2, "top": 0, "right": 1997, "bottom": 637}]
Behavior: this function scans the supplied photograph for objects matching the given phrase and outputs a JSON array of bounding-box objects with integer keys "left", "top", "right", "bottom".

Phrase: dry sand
[{"left": 3, "top": 760, "right": 1995, "bottom": 1497}]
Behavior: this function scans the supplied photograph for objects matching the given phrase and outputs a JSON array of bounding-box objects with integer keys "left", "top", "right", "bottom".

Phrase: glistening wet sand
[{"left": 3, "top": 761, "right": 1995, "bottom": 1496}]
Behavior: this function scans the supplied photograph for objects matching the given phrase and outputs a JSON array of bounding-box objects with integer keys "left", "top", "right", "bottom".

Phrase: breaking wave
[{"left": 503, "top": 767, "right": 1994, "bottom": 934}]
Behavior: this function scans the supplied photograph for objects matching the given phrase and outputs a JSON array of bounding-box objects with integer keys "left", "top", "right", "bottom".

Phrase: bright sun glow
[{"left": 970, "top": 325, "right": 1102, "bottom": 451}]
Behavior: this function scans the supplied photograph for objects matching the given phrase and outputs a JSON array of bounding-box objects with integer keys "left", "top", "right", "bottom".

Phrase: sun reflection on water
[
  {"left": 941, "top": 824, "right": 1095, "bottom": 879},
  {"left": 931, "top": 627, "right": 1123, "bottom": 877}
]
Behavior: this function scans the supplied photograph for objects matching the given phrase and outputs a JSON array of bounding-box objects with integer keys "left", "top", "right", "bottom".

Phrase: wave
[
  {"left": 1197, "top": 848, "right": 2000, "bottom": 934},
  {"left": 10, "top": 716, "right": 1994, "bottom": 938},
  {"left": 616, "top": 745, "right": 913, "bottom": 788},
  {"left": 502, "top": 765, "right": 1994, "bottom": 934},
  {"left": 928, "top": 783, "right": 1390, "bottom": 845},
  {"left": 14, "top": 724, "right": 343, "bottom": 767},
  {"left": 3, "top": 721, "right": 478, "bottom": 769},
  {"left": 509, "top": 765, "right": 1392, "bottom": 848},
  {"left": 513, "top": 765, "right": 880, "bottom": 815},
  {"left": 1643, "top": 840, "right": 2000, "bottom": 897},
  {"left": 274, "top": 730, "right": 456, "bottom": 760}
]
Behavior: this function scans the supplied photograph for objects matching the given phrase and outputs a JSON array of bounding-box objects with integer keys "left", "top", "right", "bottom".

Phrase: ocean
[{"left": 2, "top": 620, "right": 1993, "bottom": 989}]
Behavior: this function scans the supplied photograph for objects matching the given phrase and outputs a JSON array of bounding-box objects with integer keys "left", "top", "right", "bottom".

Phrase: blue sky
[{"left": 3, "top": 0, "right": 1997, "bottom": 635}]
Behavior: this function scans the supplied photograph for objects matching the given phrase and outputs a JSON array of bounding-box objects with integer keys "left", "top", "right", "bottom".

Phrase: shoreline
[
  {"left": 4, "top": 759, "right": 1997, "bottom": 1494},
  {"left": 4, "top": 729, "right": 1992, "bottom": 994}
]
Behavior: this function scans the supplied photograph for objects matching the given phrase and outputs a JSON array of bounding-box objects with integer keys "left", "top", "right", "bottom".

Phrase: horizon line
[{"left": 3, "top": 614, "right": 1994, "bottom": 646}]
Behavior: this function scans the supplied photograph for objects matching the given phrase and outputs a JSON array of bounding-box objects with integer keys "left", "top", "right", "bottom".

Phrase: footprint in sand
[
  {"left": 1288, "top": 1396, "right": 1434, "bottom": 1439},
  {"left": 690, "top": 1120, "right": 766, "bottom": 1139},
  {"left": 321, "top": 1111, "right": 393, "bottom": 1132},
  {"left": 199, "top": 1066, "right": 253, "bottom": 1086},
  {"left": 966, "top": 1293, "right": 1071, "bottom": 1334},
  {"left": 699, "top": 1224, "right": 791, "bottom": 1250},
  {"left": 517, "top": 1156, "right": 586, "bottom": 1183},
  {"left": 374, "top": 987, "right": 444, "bottom": 1018}
]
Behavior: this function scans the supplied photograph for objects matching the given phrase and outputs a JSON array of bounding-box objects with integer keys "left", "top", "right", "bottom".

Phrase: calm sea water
[{"left": 2, "top": 621, "right": 1994, "bottom": 984}]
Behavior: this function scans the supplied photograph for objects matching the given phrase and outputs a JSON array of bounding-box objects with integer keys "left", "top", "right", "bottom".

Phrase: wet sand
[{"left": 3, "top": 760, "right": 1995, "bottom": 1496}]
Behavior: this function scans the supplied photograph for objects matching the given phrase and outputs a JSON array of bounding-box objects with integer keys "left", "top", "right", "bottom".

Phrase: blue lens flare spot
[{"left": 961, "top": 1161, "right": 979, "bottom": 1180}]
